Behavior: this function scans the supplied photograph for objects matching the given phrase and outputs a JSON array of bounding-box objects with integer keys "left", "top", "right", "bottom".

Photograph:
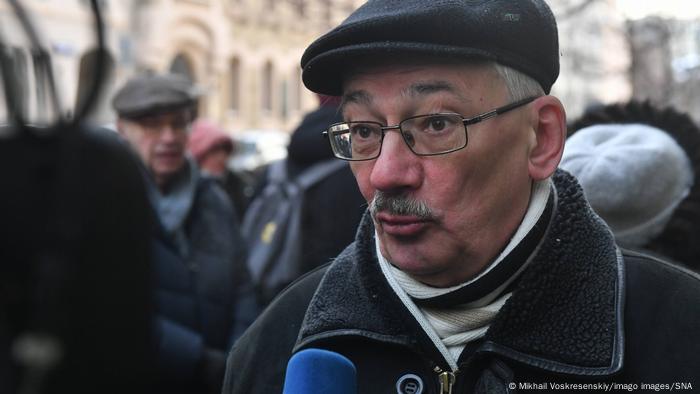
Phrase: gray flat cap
[
  {"left": 112, "top": 73, "right": 196, "bottom": 119},
  {"left": 301, "top": 0, "right": 559, "bottom": 95}
]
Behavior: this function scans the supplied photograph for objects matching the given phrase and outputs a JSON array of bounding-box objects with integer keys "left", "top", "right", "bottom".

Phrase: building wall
[
  {"left": 125, "top": 0, "right": 363, "bottom": 134},
  {"left": 0, "top": 0, "right": 362, "bottom": 134},
  {"left": 130, "top": 0, "right": 635, "bottom": 130},
  {"left": 550, "top": 0, "right": 632, "bottom": 121},
  {"left": 0, "top": 0, "right": 133, "bottom": 124},
  {"left": 6, "top": 0, "right": 698, "bottom": 132}
]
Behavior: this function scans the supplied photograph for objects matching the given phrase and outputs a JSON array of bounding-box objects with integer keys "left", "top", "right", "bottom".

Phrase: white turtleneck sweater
[{"left": 376, "top": 179, "right": 552, "bottom": 367}]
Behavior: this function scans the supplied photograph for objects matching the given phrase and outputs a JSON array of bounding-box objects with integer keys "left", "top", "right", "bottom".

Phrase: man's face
[
  {"left": 118, "top": 110, "right": 192, "bottom": 187},
  {"left": 343, "top": 62, "right": 537, "bottom": 287}
]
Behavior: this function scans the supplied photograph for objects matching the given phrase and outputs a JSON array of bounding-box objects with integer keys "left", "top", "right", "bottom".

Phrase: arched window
[
  {"left": 280, "top": 79, "right": 288, "bottom": 121},
  {"left": 169, "top": 53, "right": 194, "bottom": 83},
  {"left": 169, "top": 53, "right": 198, "bottom": 116},
  {"left": 262, "top": 61, "right": 274, "bottom": 113},
  {"left": 75, "top": 48, "right": 115, "bottom": 119},
  {"left": 3, "top": 48, "right": 29, "bottom": 120},
  {"left": 229, "top": 57, "right": 241, "bottom": 112},
  {"left": 293, "top": 69, "right": 303, "bottom": 113}
]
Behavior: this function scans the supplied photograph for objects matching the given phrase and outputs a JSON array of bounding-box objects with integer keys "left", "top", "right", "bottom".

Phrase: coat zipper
[{"left": 434, "top": 366, "right": 456, "bottom": 394}]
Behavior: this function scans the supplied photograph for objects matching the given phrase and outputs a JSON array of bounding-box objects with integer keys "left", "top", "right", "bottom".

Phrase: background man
[
  {"left": 242, "top": 94, "right": 366, "bottom": 306},
  {"left": 113, "top": 72, "right": 257, "bottom": 394},
  {"left": 224, "top": 1, "right": 700, "bottom": 393}
]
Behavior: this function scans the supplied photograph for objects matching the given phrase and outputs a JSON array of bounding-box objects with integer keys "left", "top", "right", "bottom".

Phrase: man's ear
[{"left": 528, "top": 95, "right": 566, "bottom": 181}]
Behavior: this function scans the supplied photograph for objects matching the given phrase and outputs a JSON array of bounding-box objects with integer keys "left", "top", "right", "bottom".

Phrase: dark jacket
[
  {"left": 287, "top": 104, "right": 366, "bottom": 280},
  {"left": 214, "top": 169, "right": 256, "bottom": 218},
  {"left": 152, "top": 176, "right": 258, "bottom": 392},
  {"left": 223, "top": 170, "right": 700, "bottom": 393},
  {"left": 250, "top": 104, "right": 366, "bottom": 304}
]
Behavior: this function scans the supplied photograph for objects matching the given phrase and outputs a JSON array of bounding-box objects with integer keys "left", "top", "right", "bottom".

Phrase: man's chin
[
  {"left": 151, "top": 162, "right": 186, "bottom": 184},
  {"left": 380, "top": 237, "right": 430, "bottom": 270},
  {"left": 153, "top": 161, "right": 185, "bottom": 175},
  {"left": 379, "top": 235, "right": 462, "bottom": 286},
  {"left": 389, "top": 259, "right": 452, "bottom": 287}
]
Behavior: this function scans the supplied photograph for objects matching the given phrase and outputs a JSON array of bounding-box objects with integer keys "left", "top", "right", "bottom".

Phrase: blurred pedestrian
[
  {"left": 189, "top": 118, "right": 256, "bottom": 217},
  {"left": 284, "top": 94, "right": 366, "bottom": 278},
  {"left": 243, "top": 94, "right": 366, "bottom": 306},
  {"left": 113, "top": 72, "right": 258, "bottom": 394},
  {"left": 562, "top": 100, "right": 699, "bottom": 270}
]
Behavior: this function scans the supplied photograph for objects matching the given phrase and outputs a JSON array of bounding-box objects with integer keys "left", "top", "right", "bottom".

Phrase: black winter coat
[
  {"left": 285, "top": 105, "right": 366, "bottom": 278},
  {"left": 248, "top": 105, "right": 366, "bottom": 305},
  {"left": 152, "top": 177, "right": 258, "bottom": 392},
  {"left": 224, "top": 171, "right": 700, "bottom": 393}
]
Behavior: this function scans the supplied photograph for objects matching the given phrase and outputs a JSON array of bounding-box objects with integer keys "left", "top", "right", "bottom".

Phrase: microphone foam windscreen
[{"left": 282, "top": 348, "right": 357, "bottom": 394}]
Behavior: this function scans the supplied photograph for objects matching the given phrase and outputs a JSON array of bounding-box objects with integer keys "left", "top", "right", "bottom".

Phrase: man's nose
[
  {"left": 158, "top": 124, "right": 180, "bottom": 141},
  {"left": 369, "top": 130, "right": 422, "bottom": 193}
]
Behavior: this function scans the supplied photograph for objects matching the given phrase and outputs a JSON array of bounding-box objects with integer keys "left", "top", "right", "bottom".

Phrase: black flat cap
[
  {"left": 112, "top": 73, "right": 196, "bottom": 119},
  {"left": 301, "top": 0, "right": 559, "bottom": 95}
]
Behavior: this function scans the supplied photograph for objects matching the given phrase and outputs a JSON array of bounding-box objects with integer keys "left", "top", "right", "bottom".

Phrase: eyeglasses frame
[{"left": 323, "top": 96, "right": 538, "bottom": 161}]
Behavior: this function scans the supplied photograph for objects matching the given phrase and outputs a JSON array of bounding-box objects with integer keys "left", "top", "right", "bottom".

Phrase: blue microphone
[{"left": 282, "top": 348, "right": 357, "bottom": 394}]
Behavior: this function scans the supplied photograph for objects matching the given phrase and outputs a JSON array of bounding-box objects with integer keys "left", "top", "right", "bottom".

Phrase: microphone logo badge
[{"left": 396, "top": 374, "right": 424, "bottom": 394}]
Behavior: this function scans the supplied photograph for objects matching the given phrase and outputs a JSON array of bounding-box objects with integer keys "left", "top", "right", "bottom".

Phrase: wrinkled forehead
[{"left": 340, "top": 58, "right": 505, "bottom": 111}]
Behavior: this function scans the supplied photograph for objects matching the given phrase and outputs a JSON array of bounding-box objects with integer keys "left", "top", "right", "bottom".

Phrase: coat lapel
[{"left": 483, "top": 170, "right": 624, "bottom": 375}]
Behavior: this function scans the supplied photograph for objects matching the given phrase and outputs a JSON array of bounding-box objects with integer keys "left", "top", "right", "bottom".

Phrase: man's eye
[
  {"left": 422, "top": 115, "right": 458, "bottom": 134},
  {"left": 139, "top": 119, "right": 159, "bottom": 128},
  {"left": 429, "top": 118, "right": 447, "bottom": 131},
  {"left": 351, "top": 124, "right": 375, "bottom": 139},
  {"left": 173, "top": 121, "right": 189, "bottom": 130}
]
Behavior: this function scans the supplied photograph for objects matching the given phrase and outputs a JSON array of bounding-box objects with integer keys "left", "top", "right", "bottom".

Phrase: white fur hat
[{"left": 560, "top": 123, "right": 694, "bottom": 248}]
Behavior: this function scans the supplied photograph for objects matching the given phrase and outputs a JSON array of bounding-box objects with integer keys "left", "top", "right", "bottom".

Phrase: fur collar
[{"left": 295, "top": 170, "right": 624, "bottom": 376}]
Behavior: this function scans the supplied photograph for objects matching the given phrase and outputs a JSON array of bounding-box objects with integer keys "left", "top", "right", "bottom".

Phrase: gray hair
[
  {"left": 493, "top": 63, "right": 545, "bottom": 101},
  {"left": 340, "top": 59, "right": 544, "bottom": 106}
]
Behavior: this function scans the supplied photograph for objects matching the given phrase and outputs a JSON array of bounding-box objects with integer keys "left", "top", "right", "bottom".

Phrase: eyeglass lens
[{"left": 328, "top": 113, "right": 467, "bottom": 160}]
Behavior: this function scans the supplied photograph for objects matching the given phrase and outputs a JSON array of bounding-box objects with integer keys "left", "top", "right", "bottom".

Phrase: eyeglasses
[
  {"left": 323, "top": 96, "right": 537, "bottom": 161},
  {"left": 132, "top": 113, "right": 192, "bottom": 135}
]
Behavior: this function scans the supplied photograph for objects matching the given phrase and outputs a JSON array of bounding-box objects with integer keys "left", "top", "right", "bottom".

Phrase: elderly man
[
  {"left": 224, "top": 1, "right": 700, "bottom": 393},
  {"left": 113, "top": 73, "right": 257, "bottom": 393}
]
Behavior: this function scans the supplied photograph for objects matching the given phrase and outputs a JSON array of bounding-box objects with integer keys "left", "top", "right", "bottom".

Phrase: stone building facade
[
  {"left": 0, "top": 0, "right": 362, "bottom": 133},
  {"left": 128, "top": 0, "right": 362, "bottom": 133},
  {"left": 551, "top": 0, "right": 632, "bottom": 119},
  {"left": 3, "top": 0, "right": 698, "bottom": 133}
]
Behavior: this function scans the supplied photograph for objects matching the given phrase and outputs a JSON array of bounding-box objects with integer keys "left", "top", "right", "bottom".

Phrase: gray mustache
[{"left": 369, "top": 191, "right": 434, "bottom": 219}]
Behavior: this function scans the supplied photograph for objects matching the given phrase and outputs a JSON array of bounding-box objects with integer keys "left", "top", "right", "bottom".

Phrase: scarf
[{"left": 144, "top": 158, "right": 199, "bottom": 257}]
